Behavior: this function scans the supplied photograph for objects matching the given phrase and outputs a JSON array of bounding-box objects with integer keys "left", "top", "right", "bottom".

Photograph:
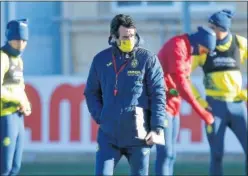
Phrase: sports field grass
[{"left": 19, "top": 153, "right": 245, "bottom": 175}]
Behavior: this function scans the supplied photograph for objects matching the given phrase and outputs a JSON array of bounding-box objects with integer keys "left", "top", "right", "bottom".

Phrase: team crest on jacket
[{"left": 131, "top": 59, "right": 138, "bottom": 68}]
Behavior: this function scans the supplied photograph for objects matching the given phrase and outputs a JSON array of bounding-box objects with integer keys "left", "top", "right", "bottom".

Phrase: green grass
[{"left": 19, "top": 159, "right": 245, "bottom": 176}]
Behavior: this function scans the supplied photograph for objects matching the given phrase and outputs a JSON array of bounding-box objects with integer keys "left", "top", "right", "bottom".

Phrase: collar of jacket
[
  {"left": 188, "top": 33, "right": 199, "bottom": 55},
  {"left": 1, "top": 43, "right": 23, "bottom": 57},
  {"left": 112, "top": 46, "right": 136, "bottom": 60},
  {"left": 216, "top": 32, "right": 231, "bottom": 46}
]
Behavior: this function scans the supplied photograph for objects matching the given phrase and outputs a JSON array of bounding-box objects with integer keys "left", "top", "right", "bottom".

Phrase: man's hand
[
  {"left": 17, "top": 100, "right": 32, "bottom": 116},
  {"left": 18, "top": 106, "right": 31, "bottom": 116},
  {"left": 145, "top": 130, "right": 165, "bottom": 145},
  {"left": 202, "top": 108, "right": 214, "bottom": 125}
]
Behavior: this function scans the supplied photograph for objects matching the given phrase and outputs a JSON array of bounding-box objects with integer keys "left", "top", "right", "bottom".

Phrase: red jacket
[{"left": 158, "top": 34, "right": 213, "bottom": 124}]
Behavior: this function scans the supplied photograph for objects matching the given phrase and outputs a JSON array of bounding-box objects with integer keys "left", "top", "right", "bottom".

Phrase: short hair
[{"left": 110, "top": 14, "right": 136, "bottom": 38}]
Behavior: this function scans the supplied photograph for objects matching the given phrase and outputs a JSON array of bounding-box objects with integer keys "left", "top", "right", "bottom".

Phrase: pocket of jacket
[
  {"left": 99, "top": 107, "right": 106, "bottom": 124},
  {"left": 99, "top": 106, "right": 117, "bottom": 125}
]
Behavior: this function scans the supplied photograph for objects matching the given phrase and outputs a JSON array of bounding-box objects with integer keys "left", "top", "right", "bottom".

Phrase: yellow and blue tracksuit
[
  {"left": 0, "top": 48, "right": 29, "bottom": 176},
  {"left": 191, "top": 34, "right": 247, "bottom": 176}
]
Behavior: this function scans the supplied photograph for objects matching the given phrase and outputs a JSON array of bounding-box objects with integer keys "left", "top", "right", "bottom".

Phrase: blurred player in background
[
  {"left": 156, "top": 26, "right": 217, "bottom": 175},
  {"left": 0, "top": 19, "right": 31, "bottom": 176},
  {"left": 84, "top": 14, "right": 166, "bottom": 176},
  {"left": 191, "top": 9, "right": 247, "bottom": 176}
]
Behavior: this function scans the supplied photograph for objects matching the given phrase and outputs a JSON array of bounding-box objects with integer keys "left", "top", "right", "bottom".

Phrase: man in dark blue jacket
[{"left": 84, "top": 14, "right": 166, "bottom": 176}]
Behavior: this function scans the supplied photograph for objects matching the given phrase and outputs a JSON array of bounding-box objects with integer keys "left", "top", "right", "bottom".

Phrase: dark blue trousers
[
  {"left": 95, "top": 129, "right": 151, "bottom": 176},
  {"left": 155, "top": 114, "right": 180, "bottom": 176},
  {"left": 206, "top": 96, "right": 247, "bottom": 176},
  {"left": 0, "top": 112, "right": 24, "bottom": 176}
]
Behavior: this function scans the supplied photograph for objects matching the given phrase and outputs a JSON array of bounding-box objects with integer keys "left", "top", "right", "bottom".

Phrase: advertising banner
[{"left": 23, "top": 76, "right": 246, "bottom": 153}]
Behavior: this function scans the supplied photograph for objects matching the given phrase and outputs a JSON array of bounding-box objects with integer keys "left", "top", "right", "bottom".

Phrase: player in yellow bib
[
  {"left": 191, "top": 10, "right": 247, "bottom": 176},
  {"left": 0, "top": 19, "right": 31, "bottom": 176}
]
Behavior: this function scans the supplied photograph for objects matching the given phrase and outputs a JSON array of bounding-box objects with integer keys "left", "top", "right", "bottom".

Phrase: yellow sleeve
[
  {"left": 236, "top": 35, "right": 247, "bottom": 64},
  {"left": 239, "top": 89, "right": 247, "bottom": 102},
  {"left": 1, "top": 51, "right": 9, "bottom": 86},
  {"left": 191, "top": 54, "right": 207, "bottom": 72},
  {"left": 190, "top": 83, "right": 209, "bottom": 108},
  {"left": 0, "top": 52, "right": 21, "bottom": 103},
  {"left": 236, "top": 35, "right": 247, "bottom": 101},
  {"left": 190, "top": 54, "right": 209, "bottom": 108}
]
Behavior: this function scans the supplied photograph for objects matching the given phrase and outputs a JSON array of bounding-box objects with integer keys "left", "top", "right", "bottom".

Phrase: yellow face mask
[{"left": 118, "top": 39, "right": 135, "bottom": 53}]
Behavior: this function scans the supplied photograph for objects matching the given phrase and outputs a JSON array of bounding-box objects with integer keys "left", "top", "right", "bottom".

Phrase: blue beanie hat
[
  {"left": 208, "top": 9, "right": 234, "bottom": 32},
  {"left": 195, "top": 26, "right": 217, "bottom": 54},
  {"left": 5, "top": 19, "right": 29, "bottom": 41}
]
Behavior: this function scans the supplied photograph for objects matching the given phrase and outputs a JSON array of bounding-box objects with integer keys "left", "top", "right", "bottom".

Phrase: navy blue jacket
[{"left": 84, "top": 46, "right": 166, "bottom": 147}]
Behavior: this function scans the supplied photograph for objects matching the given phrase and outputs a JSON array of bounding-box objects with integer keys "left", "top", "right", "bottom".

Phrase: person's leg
[
  {"left": 169, "top": 115, "right": 180, "bottom": 175},
  {"left": 9, "top": 113, "right": 24, "bottom": 176},
  {"left": 155, "top": 113, "right": 173, "bottom": 176},
  {"left": 126, "top": 145, "right": 151, "bottom": 176},
  {"left": 0, "top": 113, "right": 19, "bottom": 176},
  {"left": 206, "top": 97, "right": 228, "bottom": 176},
  {"left": 95, "top": 129, "right": 122, "bottom": 176},
  {"left": 227, "top": 101, "right": 247, "bottom": 175}
]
